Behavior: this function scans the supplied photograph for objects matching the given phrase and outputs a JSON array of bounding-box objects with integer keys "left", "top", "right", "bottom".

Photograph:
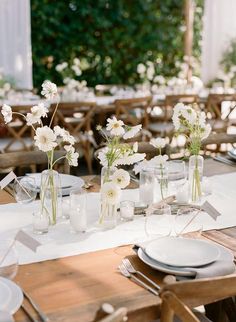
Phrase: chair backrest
[
  {"left": 115, "top": 96, "right": 152, "bottom": 128},
  {"left": 160, "top": 274, "right": 236, "bottom": 322},
  {"left": 0, "top": 151, "right": 70, "bottom": 174},
  {"left": 51, "top": 101, "right": 97, "bottom": 136},
  {"left": 206, "top": 94, "right": 236, "bottom": 120}
]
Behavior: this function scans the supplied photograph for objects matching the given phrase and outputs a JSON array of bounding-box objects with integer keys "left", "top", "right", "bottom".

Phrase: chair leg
[{"left": 83, "top": 145, "right": 93, "bottom": 174}]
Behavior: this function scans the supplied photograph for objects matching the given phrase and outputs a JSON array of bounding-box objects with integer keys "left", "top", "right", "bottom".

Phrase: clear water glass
[
  {"left": 13, "top": 176, "right": 37, "bottom": 204},
  {"left": 70, "top": 188, "right": 87, "bottom": 232},
  {"left": 139, "top": 168, "right": 155, "bottom": 206},
  {"left": 174, "top": 207, "right": 203, "bottom": 237},
  {"left": 33, "top": 212, "right": 49, "bottom": 234},
  {"left": 167, "top": 160, "right": 186, "bottom": 196},
  {"left": 0, "top": 239, "right": 18, "bottom": 279},
  {"left": 120, "top": 200, "right": 135, "bottom": 221}
]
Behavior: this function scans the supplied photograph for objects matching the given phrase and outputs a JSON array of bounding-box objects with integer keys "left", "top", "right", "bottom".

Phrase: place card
[
  {"left": 0, "top": 171, "right": 16, "bottom": 189},
  {"left": 201, "top": 201, "right": 221, "bottom": 220},
  {"left": 15, "top": 230, "right": 41, "bottom": 252}
]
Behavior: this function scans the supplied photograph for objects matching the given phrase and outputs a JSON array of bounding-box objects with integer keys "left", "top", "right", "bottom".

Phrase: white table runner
[{"left": 0, "top": 172, "right": 236, "bottom": 265}]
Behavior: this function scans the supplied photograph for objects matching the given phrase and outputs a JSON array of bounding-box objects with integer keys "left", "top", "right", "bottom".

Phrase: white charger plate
[
  {"left": 27, "top": 173, "right": 84, "bottom": 196},
  {"left": 0, "top": 277, "right": 23, "bottom": 314},
  {"left": 145, "top": 237, "right": 220, "bottom": 267}
]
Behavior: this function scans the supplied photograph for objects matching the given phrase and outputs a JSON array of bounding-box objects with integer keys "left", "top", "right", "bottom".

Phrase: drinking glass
[
  {"left": 120, "top": 200, "right": 135, "bottom": 221},
  {"left": 32, "top": 211, "right": 49, "bottom": 234},
  {"left": 167, "top": 160, "right": 186, "bottom": 196},
  {"left": 139, "top": 168, "right": 155, "bottom": 206},
  {"left": 13, "top": 176, "right": 37, "bottom": 204},
  {"left": 145, "top": 203, "right": 172, "bottom": 239},
  {"left": 174, "top": 207, "right": 203, "bottom": 237},
  {"left": 70, "top": 188, "right": 87, "bottom": 232},
  {"left": 0, "top": 239, "right": 18, "bottom": 279}
]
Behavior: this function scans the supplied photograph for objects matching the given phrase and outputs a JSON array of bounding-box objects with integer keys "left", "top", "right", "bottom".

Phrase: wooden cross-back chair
[
  {"left": 97, "top": 308, "right": 127, "bottom": 322},
  {"left": 160, "top": 274, "right": 236, "bottom": 322},
  {"left": 52, "top": 101, "right": 97, "bottom": 174},
  {"left": 205, "top": 94, "right": 236, "bottom": 133},
  {"left": 0, "top": 105, "right": 34, "bottom": 152},
  {"left": 0, "top": 150, "right": 70, "bottom": 174}
]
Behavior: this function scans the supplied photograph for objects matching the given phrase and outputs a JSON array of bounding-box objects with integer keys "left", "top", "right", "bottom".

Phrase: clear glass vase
[
  {"left": 98, "top": 197, "right": 118, "bottom": 230},
  {"left": 40, "top": 170, "right": 62, "bottom": 225},
  {"left": 101, "top": 166, "right": 116, "bottom": 186},
  {"left": 153, "top": 165, "right": 168, "bottom": 202},
  {"left": 188, "top": 155, "right": 204, "bottom": 203},
  {"left": 139, "top": 168, "right": 155, "bottom": 205}
]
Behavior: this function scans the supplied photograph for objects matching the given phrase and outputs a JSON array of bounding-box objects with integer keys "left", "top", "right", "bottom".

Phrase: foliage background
[{"left": 31, "top": 0, "right": 203, "bottom": 89}]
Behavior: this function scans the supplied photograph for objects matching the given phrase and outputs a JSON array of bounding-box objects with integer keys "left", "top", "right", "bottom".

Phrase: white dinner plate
[
  {"left": 137, "top": 247, "right": 195, "bottom": 277},
  {"left": 145, "top": 237, "right": 220, "bottom": 267},
  {"left": 228, "top": 150, "right": 236, "bottom": 160},
  {"left": 27, "top": 173, "right": 84, "bottom": 196},
  {"left": 0, "top": 277, "right": 23, "bottom": 314}
]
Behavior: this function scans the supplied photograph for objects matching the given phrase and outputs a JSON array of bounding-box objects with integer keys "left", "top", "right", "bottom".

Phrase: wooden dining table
[{"left": 1, "top": 158, "right": 236, "bottom": 322}]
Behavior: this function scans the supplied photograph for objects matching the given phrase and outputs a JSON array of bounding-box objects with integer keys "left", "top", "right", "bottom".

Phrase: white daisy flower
[
  {"left": 149, "top": 154, "right": 169, "bottom": 166},
  {"left": 64, "top": 145, "right": 79, "bottom": 166},
  {"left": 26, "top": 103, "right": 48, "bottom": 125},
  {"left": 34, "top": 126, "right": 57, "bottom": 152},
  {"left": 101, "top": 182, "right": 121, "bottom": 205},
  {"left": 106, "top": 116, "right": 125, "bottom": 136},
  {"left": 1, "top": 104, "right": 12, "bottom": 123},
  {"left": 112, "top": 169, "right": 130, "bottom": 189},
  {"left": 150, "top": 137, "right": 166, "bottom": 149},
  {"left": 41, "top": 80, "right": 58, "bottom": 100},
  {"left": 123, "top": 124, "right": 142, "bottom": 139}
]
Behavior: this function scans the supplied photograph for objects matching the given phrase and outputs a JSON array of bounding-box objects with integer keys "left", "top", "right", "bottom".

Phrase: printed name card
[
  {"left": 0, "top": 171, "right": 16, "bottom": 189},
  {"left": 201, "top": 201, "right": 221, "bottom": 220},
  {"left": 15, "top": 230, "right": 41, "bottom": 252}
]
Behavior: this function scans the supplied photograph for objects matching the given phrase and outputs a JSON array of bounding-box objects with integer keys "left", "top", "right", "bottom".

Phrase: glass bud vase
[
  {"left": 154, "top": 165, "right": 168, "bottom": 202},
  {"left": 100, "top": 166, "right": 116, "bottom": 186},
  {"left": 40, "top": 170, "right": 62, "bottom": 225},
  {"left": 188, "top": 155, "right": 204, "bottom": 203}
]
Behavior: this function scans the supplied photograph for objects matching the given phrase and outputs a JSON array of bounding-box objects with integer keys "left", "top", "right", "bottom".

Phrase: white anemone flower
[
  {"left": 112, "top": 169, "right": 130, "bottom": 189},
  {"left": 26, "top": 103, "right": 48, "bottom": 125},
  {"left": 106, "top": 116, "right": 125, "bottom": 136},
  {"left": 101, "top": 182, "right": 121, "bottom": 205},
  {"left": 149, "top": 154, "right": 168, "bottom": 167},
  {"left": 41, "top": 80, "right": 58, "bottom": 100},
  {"left": 200, "top": 124, "right": 212, "bottom": 141},
  {"left": 150, "top": 137, "right": 166, "bottom": 149},
  {"left": 34, "top": 126, "right": 57, "bottom": 152},
  {"left": 1, "top": 104, "right": 12, "bottom": 123},
  {"left": 64, "top": 145, "right": 79, "bottom": 166},
  {"left": 123, "top": 125, "right": 142, "bottom": 139}
]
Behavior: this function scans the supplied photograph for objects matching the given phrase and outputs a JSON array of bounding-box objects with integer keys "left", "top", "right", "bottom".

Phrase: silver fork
[
  {"left": 122, "top": 258, "right": 160, "bottom": 290},
  {"left": 118, "top": 264, "right": 158, "bottom": 296}
]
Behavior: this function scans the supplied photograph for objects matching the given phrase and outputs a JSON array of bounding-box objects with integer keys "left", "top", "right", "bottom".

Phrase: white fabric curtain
[
  {"left": 201, "top": 0, "right": 236, "bottom": 84},
  {"left": 0, "top": 0, "right": 32, "bottom": 89}
]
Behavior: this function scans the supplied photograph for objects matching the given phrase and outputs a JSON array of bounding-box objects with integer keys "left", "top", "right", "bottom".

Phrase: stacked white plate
[
  {"left": 137, "top": 237, "right": 225, "bottom": 277},
  {"left": 228, "top": 149, "right": 236, "bottom": 161},
  {"left": 27, "top": 173, "right": 84, "bottom": 196},
  {"left": 0, "top": 277, "right": 23, "bottom": 317}
]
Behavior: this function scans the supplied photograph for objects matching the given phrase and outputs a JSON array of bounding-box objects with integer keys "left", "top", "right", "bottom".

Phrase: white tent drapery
[
  {"left": 201, "top": 0, "right": 236, "bottom": 84},
  {"left": 0, "top": 0, "right": 32, "bottom": 89}
]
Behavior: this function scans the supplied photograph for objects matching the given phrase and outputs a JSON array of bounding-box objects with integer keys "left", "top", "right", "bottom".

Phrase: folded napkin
[
  {"left": 0, "top": 311, "right": 14, "bottom": 322},
  {"left": 133, "top": 240, "right": 235, "bottom": 279}
]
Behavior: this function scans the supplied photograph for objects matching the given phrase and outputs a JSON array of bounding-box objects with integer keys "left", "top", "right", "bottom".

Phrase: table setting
[{"left": 1, "top": 81, "right": 236, "bottom": 321}]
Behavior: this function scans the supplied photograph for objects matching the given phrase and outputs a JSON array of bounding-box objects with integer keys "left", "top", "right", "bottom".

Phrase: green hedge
[{"left": 31, "top": 0, "right": 203, "bottom": 89}]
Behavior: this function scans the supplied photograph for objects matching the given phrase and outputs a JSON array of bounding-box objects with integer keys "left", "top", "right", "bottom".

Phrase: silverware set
[
  {"left": 21, "top": 288, "right": 49, "bottom": 322},
  {"left": 118, "top": 258, "right": 160, "bottom": 296}
]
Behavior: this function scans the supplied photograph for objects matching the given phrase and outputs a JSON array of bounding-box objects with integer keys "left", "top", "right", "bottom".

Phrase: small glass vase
[
  {"left": 40, "top": 169, "right": 62, "bottom": 225},
  {"left": 139, "top": 168, "right": 155, "bottom": 206},
  {"left": 153, "top": 165, "right": 168, "bottom": 202},
  {"left": 99, "top": 197, "right": 118, "bottom": 230},
  {"left": 188, "top": 155, "right": 204, "bottom": 203},
  {"left": 101, "top": 166, "right": 116, "bottom": 186}
]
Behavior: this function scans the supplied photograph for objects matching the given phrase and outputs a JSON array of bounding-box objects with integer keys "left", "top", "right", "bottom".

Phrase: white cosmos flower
[
  {"left": 150, "top": 137, "right": 166, "bottom": 149},
  {"left": 137, "top": 63, "right": 146, "bottom": 74},
  {"left": 64, "top": 145, "right": 79, "bottom": 166},
  {"left": 54, "top": 126, "right": 75, "bottom": 144},
  {"left": 123, "top": 124, "right": 142, "bottom": 139},
  {"left": 101, "top": 182, "right": 121, "bottom": 205},
  {"left": 1, "top": 104, "right": 12, "bottom": 123},
  {"left": 112, "top": 169, "right": 130, "bottom": 189},
  {"left": 149, "top": 154, "right": 168, "bottom": 166},
  {"left": 106, "top": 116, "right": 125, "bottom": 136},
  {"left": 34, "top": 126, "right": 57, "bottom": 152},
  {"left": 133, "top": 142, "right": 138, "bottom": 153},
  {"left": 116, "top": 153, "right": 146, "bottom": 166},
  {"left": 26, "top": 103, "right": 48, "bottom": 125},
  {"left": 200, "top": 124, "right": 212, "bottom": 140},
  {"left": 181, "top": 107, "right": 197, "bottom": 125},
  {"left": 98, "top": 147, "right": 109, "bottom": 167},
  {"left": 198, "top": 111, "right": 207, "bottom": 128},
  {"left": 41, "top": 80, "right": 58, "bottom": 100},
  {"left": 133, "top": 159, "right": 150, "bottom": 174}
]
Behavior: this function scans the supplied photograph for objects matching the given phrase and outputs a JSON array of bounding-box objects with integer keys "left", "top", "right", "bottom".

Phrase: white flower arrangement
[
  {"left": 172, "top": 103, "right": 211, "bottom": 155},
  {"left": 111, "top": 169, "right": 130, "bottom": 189},
  {"left": 0, "top": 81, "right": 79, "bottom": 169}
]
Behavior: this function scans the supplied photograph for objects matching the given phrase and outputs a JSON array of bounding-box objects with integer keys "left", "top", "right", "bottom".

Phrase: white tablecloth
[{"left": 0, "top": 172, "right": 236, "bottom": 265}]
